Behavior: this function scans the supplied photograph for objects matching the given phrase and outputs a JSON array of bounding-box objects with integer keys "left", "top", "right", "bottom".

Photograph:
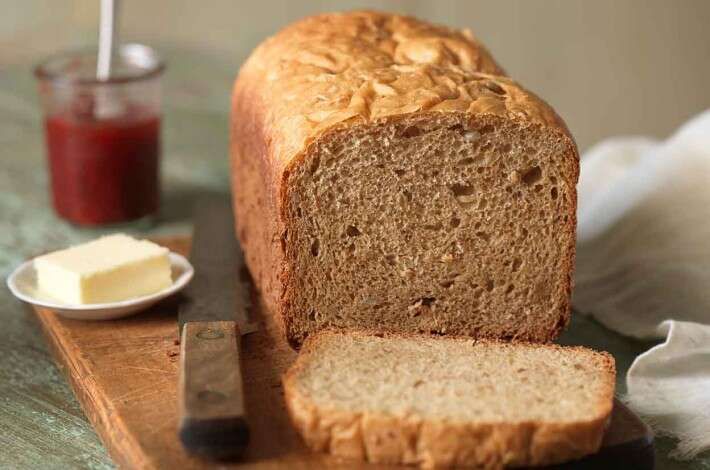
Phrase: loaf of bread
[
  {"left": 284, "top": 331, "right": 615, "bottom": 468},
  {"left": 231, "top": 11, "right": 579, "bottom": 348}
]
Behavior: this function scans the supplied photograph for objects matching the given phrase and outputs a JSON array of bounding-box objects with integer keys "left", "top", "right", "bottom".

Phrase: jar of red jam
[{"left": 35, "top": 44, "right": 164, "bottom": 226}]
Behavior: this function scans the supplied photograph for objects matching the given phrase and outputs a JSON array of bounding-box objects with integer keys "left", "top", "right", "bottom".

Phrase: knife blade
[{"left": 177, "top": 194, "right": 257, "bottom": 460}]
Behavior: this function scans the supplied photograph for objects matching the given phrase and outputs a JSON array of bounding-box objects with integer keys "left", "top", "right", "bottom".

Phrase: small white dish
[{"left": 6, "top": 252, "right": 194, "bottom": 320}]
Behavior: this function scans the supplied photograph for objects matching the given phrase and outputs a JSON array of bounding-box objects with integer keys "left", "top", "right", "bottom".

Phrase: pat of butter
[{"left": 34, "top": 234, "right": 172, "bottom": 304}]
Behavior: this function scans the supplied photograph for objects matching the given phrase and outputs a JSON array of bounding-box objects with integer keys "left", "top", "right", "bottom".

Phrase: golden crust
[
  {"left": 234, "top": 10, "right": 573, "bottom": 177},
  {"left": 283, "top": 332, "right": 616, "bottom": 469}
]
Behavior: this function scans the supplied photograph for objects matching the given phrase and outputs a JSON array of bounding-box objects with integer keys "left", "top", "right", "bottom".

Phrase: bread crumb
[{"left": 464, "top": 130, "right": 480, "bottom": 142}]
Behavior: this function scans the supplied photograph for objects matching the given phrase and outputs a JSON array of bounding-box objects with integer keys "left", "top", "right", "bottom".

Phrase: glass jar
[{"left": 35, "top": 44, "right": 164, "bottom": 226}]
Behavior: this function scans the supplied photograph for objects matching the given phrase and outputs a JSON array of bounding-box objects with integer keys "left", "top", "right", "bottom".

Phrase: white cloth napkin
[{"left": 574, "top": 110, "right": 710, "bottom": 459}]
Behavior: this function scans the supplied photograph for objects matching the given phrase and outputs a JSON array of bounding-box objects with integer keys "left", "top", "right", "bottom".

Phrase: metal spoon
[
  {"left": 97, "top": 0, "right": 120, "bottom": 81},
  {"left": 95, "top": 0, "right": 123, "bottom": 118}
]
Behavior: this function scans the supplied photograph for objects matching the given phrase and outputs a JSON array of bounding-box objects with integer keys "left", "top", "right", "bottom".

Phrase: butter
[{"left": 34, "top": 234, "right": 172, "bottom": 304}]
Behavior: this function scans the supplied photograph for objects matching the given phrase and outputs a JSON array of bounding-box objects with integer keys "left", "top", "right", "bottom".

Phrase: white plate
[{"left": 6, "top": 252, "right": 194, "bottom": 320}]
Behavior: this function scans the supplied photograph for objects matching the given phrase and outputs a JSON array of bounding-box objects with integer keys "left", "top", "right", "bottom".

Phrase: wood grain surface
[
  {"left": 33, "top": 237, "right": 338, "bottom": 469},
  {"left": 32, "top": 237, "right": 652, "bottom": 469}
]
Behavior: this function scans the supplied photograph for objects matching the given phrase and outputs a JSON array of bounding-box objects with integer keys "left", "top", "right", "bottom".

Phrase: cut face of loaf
[
  {"left": 284, "top": 112, "right": 577, "bottom": 345},
  {"left": 230, "top": 11, "right": 579, "bottom": 347},
  {"left": 284, "top": 331, "right": 616, "bottom": 468}
]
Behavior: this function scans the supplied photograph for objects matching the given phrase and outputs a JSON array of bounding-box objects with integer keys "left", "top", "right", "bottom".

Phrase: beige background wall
[{"left": 3, "top": 0, "right": 709, "bottom": 151}]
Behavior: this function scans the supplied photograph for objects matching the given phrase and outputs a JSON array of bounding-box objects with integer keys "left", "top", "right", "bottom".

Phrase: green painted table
[{"left": 0, "top": 49, "right": 706, "bottom": 469}]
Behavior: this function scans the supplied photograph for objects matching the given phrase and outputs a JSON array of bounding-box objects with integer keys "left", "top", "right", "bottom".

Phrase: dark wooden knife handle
[{"left": 178, "top": 321, "right": 249, "bottom": 459}]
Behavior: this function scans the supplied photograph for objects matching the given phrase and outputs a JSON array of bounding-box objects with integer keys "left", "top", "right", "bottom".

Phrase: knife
[{"left": 178, "top": 195, "right": 257, "bottom": 460}]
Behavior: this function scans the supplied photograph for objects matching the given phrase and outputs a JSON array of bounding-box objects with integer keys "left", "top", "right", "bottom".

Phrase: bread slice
[
  {"left": 231, "top": 11, "right": 579, "bottom": 348},
  {"left": 283, "top": 331, "right": 615, "bottom": 468}
]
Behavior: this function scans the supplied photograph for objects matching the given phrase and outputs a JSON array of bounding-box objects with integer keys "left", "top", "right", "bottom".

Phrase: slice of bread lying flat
[{"left": 284, "top": 331, "right": 615, "bottom": 469}]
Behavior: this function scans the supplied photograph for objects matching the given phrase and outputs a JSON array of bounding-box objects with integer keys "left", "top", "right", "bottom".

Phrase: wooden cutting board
[{"left": 32, "top": 237, "right": 654, "bottom": 469}]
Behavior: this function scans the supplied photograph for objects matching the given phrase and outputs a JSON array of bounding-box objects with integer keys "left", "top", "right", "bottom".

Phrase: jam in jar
[{"left": 35, "top": 44, "right": 164, "bottom": 226}]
